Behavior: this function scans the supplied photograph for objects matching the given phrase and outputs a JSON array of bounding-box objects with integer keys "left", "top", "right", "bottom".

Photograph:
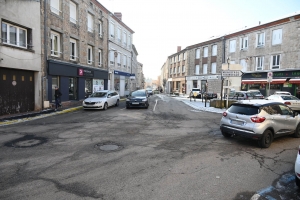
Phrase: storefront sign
[
  {"left": 78, "top": 68, "right": 94, "bottom": 77},
  {"left": 114, "top": 70, "right": 131, "bottom": 77}
]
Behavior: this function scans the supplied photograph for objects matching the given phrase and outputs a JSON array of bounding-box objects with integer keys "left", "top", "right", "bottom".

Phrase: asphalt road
[{"left": 0, "top": 94, "right": 300, "bottom": 200}]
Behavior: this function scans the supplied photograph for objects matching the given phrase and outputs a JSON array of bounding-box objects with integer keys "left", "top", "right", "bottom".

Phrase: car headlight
[
  {"left": 96, "top": 101, "right": 102, "bottom": 104},
  {"left": 142, "top": 98, "right": 147, "bottom": 102},
  {"left": 126, "top": 99, "right": 130, "bottom": 101}
]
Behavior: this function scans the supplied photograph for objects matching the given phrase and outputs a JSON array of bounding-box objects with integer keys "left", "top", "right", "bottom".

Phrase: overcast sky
[{"left": 98, "top": 0, "right": 300, "bottom": 80}]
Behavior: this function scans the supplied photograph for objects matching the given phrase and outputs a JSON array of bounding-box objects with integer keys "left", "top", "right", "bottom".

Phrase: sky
[{"left": 97, "top": 0, "right": 300, "bottom": 80}]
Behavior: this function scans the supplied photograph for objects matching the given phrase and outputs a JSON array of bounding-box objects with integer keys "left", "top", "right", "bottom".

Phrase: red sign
[{"left": 78, "top": 68, "right": 84, "bottom": 76}]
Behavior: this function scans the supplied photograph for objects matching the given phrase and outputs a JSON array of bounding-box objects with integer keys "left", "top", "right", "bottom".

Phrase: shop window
[{"left": 52, "top": 76, "right": 59, "bottom": 102}]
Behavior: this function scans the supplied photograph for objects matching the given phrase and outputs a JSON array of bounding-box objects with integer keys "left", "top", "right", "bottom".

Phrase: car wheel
[
  {"left": 293, "top": 124, "right": 300, "bottom": 138},
  {"left": 259, "top": 130, "right": 273, "bottom": 148},
  {"left": 221, "top": 131, "right": 232, "bottom": 138},
  {"left": 296, "top": 176, "right": 300, "bottom": 187},
  {"left": 103, "top": 103, "right": 108, "bottom": 110},
  {"left": 115, "top": 100, "right": 119, "bottom": 107}
]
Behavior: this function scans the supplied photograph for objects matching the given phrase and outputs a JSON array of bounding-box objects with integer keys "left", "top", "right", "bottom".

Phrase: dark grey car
[{"left": 126, "top": 89, "right": 149, "bottom": 109}]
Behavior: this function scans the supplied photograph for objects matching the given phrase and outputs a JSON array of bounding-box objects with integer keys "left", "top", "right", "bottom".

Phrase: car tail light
[
  {"left": 284, "top": 102, "right": 291, "bottom": 105},
  {"left": 250, "top": 116, "right": 266, "bottom": 123},
  {"left": 223, "top": 112, "right": 227, "bottom": 117}
]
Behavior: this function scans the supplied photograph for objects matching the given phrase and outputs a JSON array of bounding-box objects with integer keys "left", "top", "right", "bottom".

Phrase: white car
[
  {"left": 82, "top": 90, "right": 120, "bottom": 110},
  {"left": 295, "top": 145, "right": 300, "bottom": 187},
  {"left": 274, "top": 91, "right": 291, "bottom": 95},
  {"left": 266, "top": 95, "right": 300, "bottom": 111}
]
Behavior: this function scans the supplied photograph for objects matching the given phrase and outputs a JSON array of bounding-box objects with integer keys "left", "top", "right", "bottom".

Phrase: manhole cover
[
  {"left": 4, "top": 135, "right": 48, "bottom": 148},
  {"left": 95, "top": 141, "right": 123, "bottom": 152}
]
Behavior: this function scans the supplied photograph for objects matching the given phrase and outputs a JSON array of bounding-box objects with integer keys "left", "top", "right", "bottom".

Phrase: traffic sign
[
  {"left": 222, "top": 70, "right": 243, "bottom": 77},
  {"left": 267, "top": 71, "right": 273, "bottom": 78}
]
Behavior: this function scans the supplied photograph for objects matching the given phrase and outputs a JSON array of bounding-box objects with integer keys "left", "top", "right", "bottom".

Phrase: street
[{"left": 0, "top": 94, "right": 300, "bottom": 200}]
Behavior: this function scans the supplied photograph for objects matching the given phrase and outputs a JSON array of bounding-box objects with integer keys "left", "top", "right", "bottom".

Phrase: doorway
[{"left": 69, "top": 77, "right": 77, "bottom": 100}]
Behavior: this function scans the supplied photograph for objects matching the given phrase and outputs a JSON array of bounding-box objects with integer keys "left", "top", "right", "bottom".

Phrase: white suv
[{"left": 191, "top": 88, "right": 201, "bottom": 98}]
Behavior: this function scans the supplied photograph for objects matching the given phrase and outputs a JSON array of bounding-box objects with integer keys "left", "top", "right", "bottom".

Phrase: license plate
[
  {"left": 132, "top": 102, "right": 139, "bottom": 105},
  {"left": 231, "top": 120, "right": 244, "bottom": 125}
]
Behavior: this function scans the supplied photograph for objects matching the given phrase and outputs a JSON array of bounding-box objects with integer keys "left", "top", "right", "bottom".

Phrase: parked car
[
  {"left": 229, "top": 91, "right": 254, "bottom": 100},
  {"left": 126, "top": 89, "right": 149, "bottom": 109},
  {"left": 220, "top": 100, "right": 300, "bottom": 148},
  {"left": 191, "top": 88, "right": 202, "bottom": 98},
  {"left": 248, "top": 90, "right": 264, "bottom": 99},
  {"left": 266, "top": 95, "right": 300, "bottom": 111},
  {"left": 146, "top": 89, "right": 153, "bottom": 96},
  {"left": 82, "top": 90, "right": 120, "bottom": 110},
  {"left": 295, "top": 145, "right": 300, "bottom": 187},
  {"left": 204, "top": 92, "right": 217, "bottom": 100},
  {"left": 274, "top": 91, "right": 291, "bottom": 95}
]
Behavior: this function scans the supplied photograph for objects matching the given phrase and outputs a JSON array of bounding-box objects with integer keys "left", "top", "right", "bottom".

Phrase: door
[
  {"left": 69, "top": 77, "right": 77, "bottom": 100},
  {"left": 279, "top": 104, "right": 297, "bottom": 134}
]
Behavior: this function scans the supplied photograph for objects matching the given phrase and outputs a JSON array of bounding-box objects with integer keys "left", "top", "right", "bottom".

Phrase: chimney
[
  {"left": 114, "top": 12, "right": 122, "bottom": 21},
  {"left": 177, "top": 46, "right": 181, "bottom": 52}
]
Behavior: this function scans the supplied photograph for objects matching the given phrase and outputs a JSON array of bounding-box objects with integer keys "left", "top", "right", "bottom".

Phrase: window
[
  {"left": 195, "top": 65, "right": 199, "bottom": 75},
  {"left": 170, "top": 68, "right": 172, "bottom": 74},
  {"left": 128, "top": 35, "right": 131, "bottom": 48},
  {"left": 174, "top": 56, "right": 177, "bottom": 62},
  {"left": 177, "top": 66, "right": 180, "bottom": 73},
  {"left": 117, "top": 52, "right": 121, "bottom": 66},
  {"left": 182, "top": 65, "right": 185, "bottom": 72},
  {"left": 203, "top": 47, "right": 208, "bottom": 57},
  {"left": 99, "top": 22, "right": 103, "bottom": 38},
  {"left": 183, "top": 52, "right": 186, "bottom": 60},
  {"left": 70, "top": 1, "right": 77, "bottom": 24},
  {"left": 229, "top": 40, "right": 236, "bottom": 52},
  {"left": 70, "top": 38, "right": 77, "bottom": 60},
  {"left": 123, "top": 55, "right": 127, "bottom": 67},
  {"left": 272, "top": 29, "right": 282, "bottom": 45},
  {"left": 211, "top": 63, "right": 216, "bottom": 74},
  {"left": 203, "top": 64, "right": 207, "bottom": 74},
  {"left": 1, "top": 22, "right": 27, "bottom": 48},
  {"left": 109, "top": 50, "right": 115, "bottom": 64},
  {"left": 51, "top": 31, "right": 60, "bottom": 56},
  {"left": 178, "top": 55, "right": 180, "bottom": 62},
  {"left": 173, "top": 67, "right": 176, "bottom": 74},
  {"left": 87, "top": 13, "right": 93, "bottom": 32},
  {"left": 240, "top": 37, "right": 248, "bottom": 50},
  {"left": 50, "top": 0, "right": 60, "bottom": 15},
  {"left": 117, "top": 28, "right": 121, "bottom": 42},
  {"left": 196, "top": 49, "right": 200, "bottom": 59},
  {"left": 272, "top": 55, "right": 280, "bottom": 69},
  {"left": 256, "top": 56, "right": 264, "bottom": 70},
  {"left": 212, "top": 45, "right": 217, "bottom": 56},
  {"left": 98, "top": 50, "right": 102, "bottom": 67},
  {"left": 87, "top": 45, "right": 93, "bottom": 64},
  {"left": 109, "top": 22, "right": 114, "bottom": 38},
  {"left": 257, "top": 32, "right": 265, "bottom": 47},
  {"left": 123, "top": 32, "right": 127, "bottom": 47},
  {"left": 128, "top": 57, "right": 131, "bottom": 68},
  {"left": 240, "top": 59, "right": 247, "bottom": 71}
]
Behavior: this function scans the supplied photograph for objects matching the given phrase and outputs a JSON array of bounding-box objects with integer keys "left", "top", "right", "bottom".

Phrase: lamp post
[{"left": 226, "top": 57, "right": 230, "bottom": 109}]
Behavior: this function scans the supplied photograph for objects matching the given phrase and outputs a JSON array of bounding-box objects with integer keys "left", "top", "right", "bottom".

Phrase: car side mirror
[{"left": 294, "top": 111, "right": 299, "bottom": 117}]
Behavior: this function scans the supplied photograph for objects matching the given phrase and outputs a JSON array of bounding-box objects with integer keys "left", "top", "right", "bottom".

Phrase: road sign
[
  {"left": 267, "top": 71, "right": 273, "bottom": 78},
  {"left": 222, "top": 70, "right": 243, "bottom": 77},
  {"left": 267, "top": 76, "right": 273, "bottom": 82}
]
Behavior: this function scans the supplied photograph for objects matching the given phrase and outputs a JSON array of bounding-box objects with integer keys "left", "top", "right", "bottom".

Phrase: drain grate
[
  {"left": 95, "top": 141, "right": 123, "bottom": 152},
  {"left": 4, "top": 135, "right": 48, "bottom": 148}
]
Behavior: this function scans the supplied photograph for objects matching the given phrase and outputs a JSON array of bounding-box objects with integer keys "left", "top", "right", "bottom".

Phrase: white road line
[{"left": 153, "top": 99, "right": 158, "bottom": 112}]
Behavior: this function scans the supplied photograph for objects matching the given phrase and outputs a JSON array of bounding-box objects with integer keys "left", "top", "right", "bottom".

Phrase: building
[
  {"left": 0, "top": 0, "right": 42, "bottom": 116},
  {"left": 136, "top": 62, "right": 144, "bottom": 89},
  {"left": 108, "top": 12, "right": 134, "bottom": 96}
]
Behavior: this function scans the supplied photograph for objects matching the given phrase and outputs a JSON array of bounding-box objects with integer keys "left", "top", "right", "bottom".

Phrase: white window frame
[
  {"left": 173, "top": 67, "right": 176, "bottom": 74},
  {"left": 117, "top": 52, "right": 121, "bottom": 66},
  {"left": 211, "top": 63, "right": 216, "bottom": 74},
  {"left": 240, "top": 37, "right": 248, "bottom": 50},
  {"left": 256, "top": 56, "right": 264, "bottom": 71},
  {"left": 123, "top": 31, "right": 127, "bottom": 47},
  {"left": 182, "top": 65, "right": 185, "bottom": 72},
  {"left": 272, "top": 29, "right": 282, "bottom": 45},
  {"left": 183, "top": 52, "right": 186, "bottom": 60},
  {"left": 177, "top": 66, "right": 180, "bottom": 74},
  {"left": 174, "top": 56, "right": 177, "bottom": 62},
  {"left": 240, "top": 59, "right": 247, "bottom": 72},
  {"left": 87, "top": 45, "right": 93, "bottom": 64},
  {"left": 109, "top": 22, "right": 115, "bottom": 38},
  {"left": 70, "top": 38, "right": 77, "bottom": 61},
  {"left": 98, "top": 49, "right": 102, "bottom": 67},
  {"left": 195, "top": 65, "right": 200, "bottom": 75},
  {"left": 128, "top": 35, "right": 131, "bottom": 48},
  {"left": 123, "top": 55, "right": 127, "bottom": 68},
  {"left": 50, "top": 0, "right": 60, "bottom": 15},
  {"left": 109, "top": 50, "right": 115, "bottom": 64},
  {"left": 271, "top": 55, "right": 280, "bottom": 69},
  {"left": 229, "top": 40, "right": 236, "bottom": 53},
  {"left": 256, "top": 32, "right": 265, "bottom": 47},
  {"left": 196, "top": 49, "right": 200, "bottom": 59},
  {"left": 87, "top": 13, "right": 93, "bottom": 32},
  {"left": 51, "top": 31, "right": 60, "bottom": 56},
  {"left": 128, "top": 57, "right": 131, "bottom": 68},
  {"left": 203, "top": 64, "right": 207, "bottom": 74},
  {"left": 117, "top": 28, "right": 121, "bottom": 42},
  {"left": 178, "top": 54, "right": 181, "bottom": 61},
  {"left": 170, "top": 68, "right": 172, "bottom": 74},
  {"left": 1, "top": 22, "right": 27, "bottom": 48},
  {"left": 203, "top": 47, "right": 208, "bottom": 57},
  {"left": 212, "top": 45, "right": 217, "bottom": 56},
  {"left": 70, "top": 1, "right": 77, "bottom": 24},
  {"left": 99, "top": 21, "right": 103, "bottom": 38}
]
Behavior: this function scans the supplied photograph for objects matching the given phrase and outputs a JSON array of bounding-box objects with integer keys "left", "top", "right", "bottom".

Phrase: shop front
[
  {"left": 113, "top": 70, "right": 131, "bottom": 97},
  {"left": 48, "top": 60, "right": 108, "bottom": 103},
  {"left": 241, "top": 70, "right": 300, "bottom": 97}
]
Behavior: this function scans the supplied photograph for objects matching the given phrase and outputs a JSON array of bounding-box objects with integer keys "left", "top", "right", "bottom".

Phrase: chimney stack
[
  {"left": 114, "top": 12, "right": 122, "bottom": 21},
  {"left": 177, "top": 46, "right": 181, "bottom": 52}
]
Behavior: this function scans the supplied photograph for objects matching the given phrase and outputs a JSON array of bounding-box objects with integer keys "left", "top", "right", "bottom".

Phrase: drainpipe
[{"left": 42, "top": 0, "right": 48, "bottom": 110}]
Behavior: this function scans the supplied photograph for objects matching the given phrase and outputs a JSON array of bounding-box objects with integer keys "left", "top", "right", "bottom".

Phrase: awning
[{"left": 242, "top": 79, "right": 300, "bottom": 84}]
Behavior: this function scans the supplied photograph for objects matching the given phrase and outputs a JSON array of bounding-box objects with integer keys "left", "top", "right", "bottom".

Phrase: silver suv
[{"left": 220, "top": 100, "right": 300, "bottom": 148}]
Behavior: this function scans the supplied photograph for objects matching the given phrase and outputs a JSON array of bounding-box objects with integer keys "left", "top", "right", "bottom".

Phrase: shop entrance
[{"left": 69, "top": 77, "right": 77, "bottom": 100}]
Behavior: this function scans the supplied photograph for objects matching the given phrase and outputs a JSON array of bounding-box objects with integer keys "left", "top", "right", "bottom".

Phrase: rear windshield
[
  {"left": 192, "top": 89, "right": 200, "bottom": 91},
  {"left": 228, "top": 104, "right": 259, "bottom": 115}
]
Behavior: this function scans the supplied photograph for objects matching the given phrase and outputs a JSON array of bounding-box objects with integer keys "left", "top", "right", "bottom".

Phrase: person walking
[
  {"left": 54, "top": 86, "right": 62, "bottom": 111},
  {"left": 190, "top": 90, "right": 196, "bottom": 102}
]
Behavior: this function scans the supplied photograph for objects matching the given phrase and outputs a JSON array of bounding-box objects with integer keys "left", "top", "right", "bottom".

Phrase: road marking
[{"left": 153, "top": 99, "right": 158, "bottom": 112}]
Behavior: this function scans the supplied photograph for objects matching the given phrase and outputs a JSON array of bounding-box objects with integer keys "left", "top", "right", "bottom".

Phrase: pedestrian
[
  {"left": 54, "top": 86, "right": 62, "bottom": 111},
  {"left": 190, "top": 90, "right": 196, "bottom": 102}
]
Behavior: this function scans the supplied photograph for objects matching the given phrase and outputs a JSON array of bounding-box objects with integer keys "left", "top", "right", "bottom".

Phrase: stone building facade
[
  {"left": 41, "top": 0, "right": 110, "bottom": 105},
  {"left": 0, "top": 0, "right": 42, "bottom": 116},
  {"left": 136, "top": 62, "right": 144, "bottom": 89}
]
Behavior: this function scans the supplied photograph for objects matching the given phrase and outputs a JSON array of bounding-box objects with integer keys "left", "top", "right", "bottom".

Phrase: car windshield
[
  {"left": 281, "top": 96, "right": 299, "bottom": 100},
  {"left": 228, "top": 104, "right": 259, "bottom": 115},
  {"left": 131, "top": 91, "right": 146, "bottom": 97},
  {"left": 251, "top": 92, "right": 262, "bottom": 95},
  {"left": 90, "top": 92, "right": 107, "bottom": 97},
  {"left": 192, "top": 89, "right": 200, "bottom": 91}
]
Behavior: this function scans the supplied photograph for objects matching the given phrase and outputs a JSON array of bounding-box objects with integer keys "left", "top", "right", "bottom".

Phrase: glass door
[
  {"left": 52, "top": 76, "right": 59, "bottom": 102},
  {"left": 69, "top": 77, "right": 77, "bottom": 100}
]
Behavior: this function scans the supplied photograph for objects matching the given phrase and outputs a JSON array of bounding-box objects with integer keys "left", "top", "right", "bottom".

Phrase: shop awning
[{"left": 242, "top": 79, "right": 300, "bottom": 84}]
